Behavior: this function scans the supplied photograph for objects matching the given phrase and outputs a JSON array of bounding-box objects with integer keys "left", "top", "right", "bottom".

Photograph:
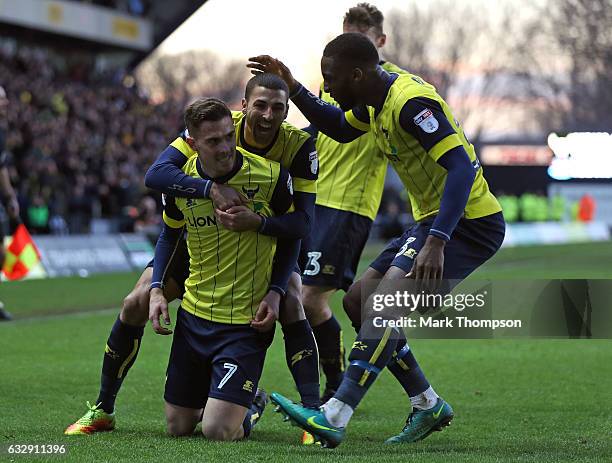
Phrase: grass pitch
[{"left": 1, "top": 241, "right": 611, "bottom": 462}]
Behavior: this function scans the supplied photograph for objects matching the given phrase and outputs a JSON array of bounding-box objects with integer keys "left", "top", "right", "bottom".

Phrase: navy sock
[
  {"left": 387, "top": 335, "right": 430, "bottom": 397},
  {"left": 97, "top": 316, "right": 144, "bottom": 413},
  {"left": 335, "top": 325, "right": 397, "bottom": 409},
  {"left": 242, "top": 411, "right": 253, "bottom": 439},
  {"left": 350, "top": 320, "right": 430, "bottom": 398},
  {"left": 282, "top": 319, "right": 321, "bottom": 408},
  {"left": 312, "top": 315, "right": 345, "bottom": 391}
]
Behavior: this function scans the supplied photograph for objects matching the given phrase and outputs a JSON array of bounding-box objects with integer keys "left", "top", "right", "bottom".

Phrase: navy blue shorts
[
  {"left": 146, "top": 238, "right": 189, "bottom": 296},
  {"left": 164, "top": 308, "right": 274, "bottom": 409},
  {"left": 370, "top": 212, "right": 505, "bottom": 279},
  {"left": 300, "top": 205, "right": 373, "bottom": 291}
]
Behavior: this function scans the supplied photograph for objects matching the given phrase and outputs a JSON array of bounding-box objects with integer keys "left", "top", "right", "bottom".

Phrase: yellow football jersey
[
  {"left": 314, "top": 61, "right": 406, "bottom": 221},
  {"left": 163, "top": 147, "right": 293, "bottom": 324},
  {"left": 346, "top": 72, "right": 501, "bottom": 221}
]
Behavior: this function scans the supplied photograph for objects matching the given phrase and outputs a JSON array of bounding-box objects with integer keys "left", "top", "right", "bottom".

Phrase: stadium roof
[{"left": 0, "top": 0, "right": 207, "bottom": 68}]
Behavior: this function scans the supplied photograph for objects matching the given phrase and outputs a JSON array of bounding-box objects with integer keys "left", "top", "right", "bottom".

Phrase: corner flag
[{"left": 2, "top": 223, "right": 41, "bottom": 280}]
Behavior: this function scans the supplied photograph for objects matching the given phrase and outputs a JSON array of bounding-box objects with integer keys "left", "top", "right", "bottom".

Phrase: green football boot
[
  {"left": 385, "top": 398, "right": 453, "bottom": 444},
  {"left": 64, "top": 402, "right": 115, "bottom": 435},
  {"left": 270, "top": 392, "right": 345, "bottom": 448}
]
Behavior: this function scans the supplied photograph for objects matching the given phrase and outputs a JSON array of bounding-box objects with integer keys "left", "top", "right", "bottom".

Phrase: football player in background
[{"left": 301, "top": 2, "right": 407, "bottom": 402}]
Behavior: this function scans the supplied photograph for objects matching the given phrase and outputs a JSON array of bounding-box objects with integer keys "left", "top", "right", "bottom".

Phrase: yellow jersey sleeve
[
  {"left": 345, "top": 108, "right": 371, "bottom": 132},
  {"left": 161, "top": 194, "right": 185, "bottom": 228},
  {"left": 169, "top": 135, "right": 196, "bottom": 158}
]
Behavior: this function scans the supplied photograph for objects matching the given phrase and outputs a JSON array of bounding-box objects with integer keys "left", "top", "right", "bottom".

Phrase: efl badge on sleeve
[{"left": 414, "top": 109, "right": 439, "bottom": 133}]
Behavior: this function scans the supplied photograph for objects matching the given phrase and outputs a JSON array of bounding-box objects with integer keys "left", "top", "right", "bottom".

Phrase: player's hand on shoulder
[
  {"left": 149, "top": 287, "right": 173, "bottom": 335},
  {"left": 210, "top": 182, "right": 248, "bottom": 211},
  {"left": 251, "top": 290, "right": 280, "bottom": 332},
  {"left": 215, "top": 205, "right": 262, "bottom": 232},
  {"left": 247, "top": 55, "right": 298, "bottom": 93}
]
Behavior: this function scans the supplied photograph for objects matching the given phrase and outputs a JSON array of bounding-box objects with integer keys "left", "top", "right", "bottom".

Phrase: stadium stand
[
  {"left": 0, "top": 0, "right": 206, "bottom": 235},
  {"left": 0, "top": 42, "right": 182, "bottom": 234}
]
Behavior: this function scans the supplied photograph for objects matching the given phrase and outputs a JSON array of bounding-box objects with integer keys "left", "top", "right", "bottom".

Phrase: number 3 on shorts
[
  {"left": 304, "top": 251, "right": 322, "bottom": 276},
  {"left": 218, "top": 363, "right": 238, "bottom": 389}
]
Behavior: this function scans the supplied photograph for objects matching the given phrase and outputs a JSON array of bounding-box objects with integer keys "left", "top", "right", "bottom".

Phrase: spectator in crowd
[{"left": 0, "top": 43, "right": 184, "bottom": 234}]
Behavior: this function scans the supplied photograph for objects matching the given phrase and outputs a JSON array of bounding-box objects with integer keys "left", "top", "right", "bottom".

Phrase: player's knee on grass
[
  {"left": 201, "top": 398, "right": 246, "bottom": 441},
  {"left": 279, "top": 273, "right": 306, "bottom": 325},
  {"left": 201, "top": 420, "right": 243, "bottom": 441},
  {"left": 302, "top": 285, "right": 333, "bottom": 327},
  {"left": 165, "top": 403, "right": 201, "bottom": 437}
]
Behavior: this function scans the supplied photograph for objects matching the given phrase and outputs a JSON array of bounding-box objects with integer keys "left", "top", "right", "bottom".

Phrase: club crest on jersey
[
  {"left": 381, "top": 128, "right": 399, "bottom": 158},
  {"left": 414, "top": 109, "right": 439, "bottom": 133},
  {"left": 241, "top": 185, "right": 260, "bottom": 199},
  {"left": 309, "top": 151, "right": 319, "bottom": 175}
]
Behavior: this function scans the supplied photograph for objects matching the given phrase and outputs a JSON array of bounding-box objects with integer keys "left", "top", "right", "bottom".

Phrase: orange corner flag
[{"left": 2, "top": 223, "right": 41, "bottom": 280}]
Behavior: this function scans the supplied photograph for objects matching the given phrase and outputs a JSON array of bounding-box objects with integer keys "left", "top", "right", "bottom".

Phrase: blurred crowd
[
  {"left": 3, "top": 41, "right": 585, "bottom": 240},
  {"left": 0, "top": 43, "right": 181, "bottom": 235}
]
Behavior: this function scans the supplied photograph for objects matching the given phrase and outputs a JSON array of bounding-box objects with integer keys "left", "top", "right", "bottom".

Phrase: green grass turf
[
  {"left": 3, "top": 240, "right": 612, "bottom": 320},
  {"left": 1, "top": 241, "right": 611, "bottom": 462}
]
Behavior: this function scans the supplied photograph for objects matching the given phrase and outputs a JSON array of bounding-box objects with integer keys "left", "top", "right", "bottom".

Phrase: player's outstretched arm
[{"left": 248, "top": 55, "right": 366, "bottom": 143}]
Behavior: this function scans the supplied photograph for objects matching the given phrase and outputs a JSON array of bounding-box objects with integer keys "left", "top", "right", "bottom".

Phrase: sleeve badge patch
[
  {"left": 287, "top": 175, "right": 294, "bottom": 195},
  {"left": 413, "top": 108, "right": 439, "bottom": 133},
  {"left": 309, "top": 151, "right": 319, "bottom": 175}
]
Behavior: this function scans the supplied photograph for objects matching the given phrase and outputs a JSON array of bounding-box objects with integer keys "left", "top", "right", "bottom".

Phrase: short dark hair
[
  {"left": 344, "top": 3, "right": 384, "bottom": 36},
  {"left": 184, "top": 97, "right": 231, "bottom": 135},
  {"left": 245, "top": 73, "right": 290, "bottom": 101},
  {"left": 323, "top": 33, "right": 379, "bottom": 68}
]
